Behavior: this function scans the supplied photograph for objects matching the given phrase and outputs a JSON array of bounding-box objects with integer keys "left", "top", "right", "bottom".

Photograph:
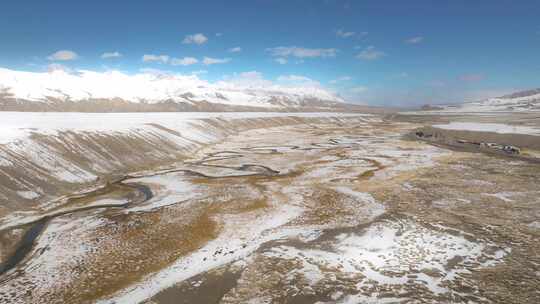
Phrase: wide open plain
[{"left": 0, "top": 112, "right": 538, "bottom": 304}]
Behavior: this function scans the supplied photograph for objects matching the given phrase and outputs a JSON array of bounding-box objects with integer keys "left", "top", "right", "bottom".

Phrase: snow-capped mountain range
[
  {"left": 0, "top": 67, "right": 350, "bottom": 112},
  {"left": 439, "top": 88, "right": 540, "bottom": 112}
]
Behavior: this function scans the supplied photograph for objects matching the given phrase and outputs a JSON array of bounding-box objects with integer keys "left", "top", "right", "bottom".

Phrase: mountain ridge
[
  {"left": 419, "top": 88, "right": 540, "bottom": 113},
  {"left": 0, "top": 67, "right": 383, "bottom": 112}
]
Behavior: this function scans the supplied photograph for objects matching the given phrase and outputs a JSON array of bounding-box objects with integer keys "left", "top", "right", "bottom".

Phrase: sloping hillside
[{"left": 0, "top": 112, "right": 375, "bottom": 220}]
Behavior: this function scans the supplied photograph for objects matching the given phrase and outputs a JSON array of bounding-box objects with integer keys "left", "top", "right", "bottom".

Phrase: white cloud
[
  {"left": 356, "top": 46, "right": 385, "bottom": 60},
  {"left": 203, "top": 57, "right": 231, "bottom": 65},
  {"left": 239, "top": 71, "right": 264, "bottom": 79},
  {"left": 267, "top": 46, "right": 338, "bottom": 58},
  {"left": 336, "top": 29, "right": 355, "bottom": 38},
  {"left": 170, "top": 57, "right": 199, "bottom": 66},
  {"left": 101, "top": 51, "right": 122, "bottom": 59},
  {"left": 182, "top": 33, "right": 208, "bottom": 45},
  {"left": 277, "top": 75, "right": 312, "bottom": 82},
  {"left": 277, "top": 74, "right": 321, "bottom": 87},
  {"left": 221, "top": 71, "right": 273, "bottom": 87},
  {"left": 329, "top": 76, "right": 352, "bottom": 84},
  {"left": 47, "top": 63, "right": 72, "bottom": 73},
  {"left": 47, "top": 50, "right": 78, "bottom": 61},
  {"left": 274, "top": 58, "right": 287, "bottom": 65},
  {"left": 405, "top": 36, "right": 424, "bottom": 44},
  {"left": 142, "top": 54, "right": 170, "bottom": 64},
  {"left": 228, "top": 47, "right": 242, "bottom": 53},
  {"left": 191, "top": 70, "right": 208, "bottom": 75},
  {"left": 139, "top": 67, "right": 174, "bottom": 75}
]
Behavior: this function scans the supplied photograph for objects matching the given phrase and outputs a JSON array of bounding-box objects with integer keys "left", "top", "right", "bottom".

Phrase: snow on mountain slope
[
  {"left": 0, "top": 67, "right": 344, "bottom": 110},
  {"left": 438, "top": 89, "right": 540, "bottom": 113}
]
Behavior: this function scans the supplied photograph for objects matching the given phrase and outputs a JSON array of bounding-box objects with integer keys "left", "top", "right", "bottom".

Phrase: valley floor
[{"left": 0, "top": 113, "right": 539, "bottom": 303}]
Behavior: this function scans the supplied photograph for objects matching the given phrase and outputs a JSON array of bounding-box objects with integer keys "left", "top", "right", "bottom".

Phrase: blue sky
[{"left": 1, "top": 0, "right": 539, "bottom": 106}]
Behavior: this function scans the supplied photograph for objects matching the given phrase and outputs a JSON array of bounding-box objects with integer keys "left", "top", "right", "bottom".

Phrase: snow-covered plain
[
  {"left": 433, "top": 122, "right": 540, "bottom": 136},
  {"left": 0, "top": 113, "right": 524, "bottom": 304}
]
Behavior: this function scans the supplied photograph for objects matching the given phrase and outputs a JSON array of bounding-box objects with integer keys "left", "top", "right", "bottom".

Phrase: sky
[{"left": 1, "top": 0, "right": 539, "bottom": 106}]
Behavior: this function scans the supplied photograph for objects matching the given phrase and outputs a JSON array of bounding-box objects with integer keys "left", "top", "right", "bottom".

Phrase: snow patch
[
  {"left": 433, "top": 122, "right": 540, "bottom": 136},
  {"left": 16, "top": 190, "right": 40, "bottom": 200},
  {"left": 264, "top": 219, "right": 509, "bottom": 297}
]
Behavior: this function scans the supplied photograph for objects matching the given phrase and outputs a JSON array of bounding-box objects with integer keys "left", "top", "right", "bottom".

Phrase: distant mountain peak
[{"left": 0, "top": 67, "right": 348, "bottom": 112}]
